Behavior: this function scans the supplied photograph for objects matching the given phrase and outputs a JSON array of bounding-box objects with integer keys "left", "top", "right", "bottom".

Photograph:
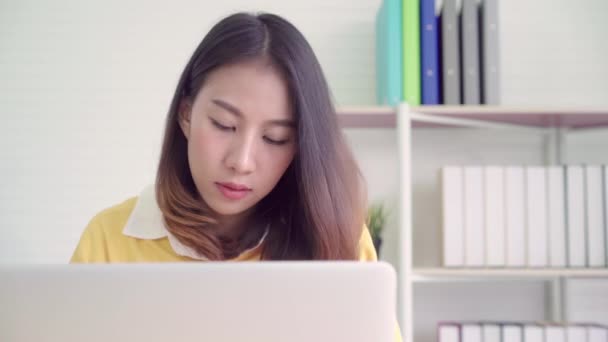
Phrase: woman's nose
[{"left": 224, "top": 133, "right": 256, "bottom": 174}]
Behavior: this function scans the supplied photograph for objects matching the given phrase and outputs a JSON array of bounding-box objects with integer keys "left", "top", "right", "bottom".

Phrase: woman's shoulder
[
  {"left": 87, "top": 197, "right": 139, "bottom": 236},
  {"left": 358, "top": 225, "right": 378, "bottom": 262},
  {"left": 70, "top": 197, "right": 139, "bottom": 263}
]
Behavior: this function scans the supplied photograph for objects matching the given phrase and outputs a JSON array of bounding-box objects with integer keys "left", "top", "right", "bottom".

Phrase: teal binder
[{"left": 376, "top": 0, "right": 402, "bottom": 106}]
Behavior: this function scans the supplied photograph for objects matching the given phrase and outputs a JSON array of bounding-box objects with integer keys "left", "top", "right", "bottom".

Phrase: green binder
[{"left": 402, "top": 0, "right": 421, "bottom": 105}]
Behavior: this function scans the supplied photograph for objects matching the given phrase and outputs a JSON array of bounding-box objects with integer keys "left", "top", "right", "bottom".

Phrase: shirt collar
[
  {"left": 122, "top": 184, "right": 268, "bottom": 260},
  {"left": 123, "top": 184, "right": 167, "bottom": 239}
]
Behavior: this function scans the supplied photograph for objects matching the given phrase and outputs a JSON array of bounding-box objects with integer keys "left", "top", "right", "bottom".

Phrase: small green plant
[{"left": 367, "top": 202, "right": 388, "bottom": 255}]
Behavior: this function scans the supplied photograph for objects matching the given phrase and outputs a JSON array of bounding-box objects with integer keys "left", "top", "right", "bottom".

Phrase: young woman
[
  {"left": 71, "top": 12, "right": 401, "bottom": 341},
  {"left": 71, "top": 12, "right": 375, "bottom": 263}
]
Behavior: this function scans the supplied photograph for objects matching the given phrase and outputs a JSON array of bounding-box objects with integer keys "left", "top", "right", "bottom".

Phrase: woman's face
[{"left": 179, "top": 59, "right": 296, "bottom": 220}]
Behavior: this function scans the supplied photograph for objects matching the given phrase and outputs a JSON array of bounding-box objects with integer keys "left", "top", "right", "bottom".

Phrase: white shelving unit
[{"left": 338, "top": 104, "right": 608, "bottom": 342}]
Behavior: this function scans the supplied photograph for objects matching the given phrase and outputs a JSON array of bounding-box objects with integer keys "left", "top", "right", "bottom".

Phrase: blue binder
[{"left": 420, "top": 0, "right": 440, "bottom": 104}]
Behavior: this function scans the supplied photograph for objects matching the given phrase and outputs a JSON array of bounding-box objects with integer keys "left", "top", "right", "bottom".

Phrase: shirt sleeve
[
  {"left": 358, "top": 224, "right": 378, "bottom": 261},
  {"left": 70, "top": 215, "right": 109, "bottom": 263}
]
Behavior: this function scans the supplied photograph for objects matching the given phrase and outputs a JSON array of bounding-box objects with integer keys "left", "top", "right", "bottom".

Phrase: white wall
[{"left": 498, "top": 0, "right": 608, "bottom": 106}]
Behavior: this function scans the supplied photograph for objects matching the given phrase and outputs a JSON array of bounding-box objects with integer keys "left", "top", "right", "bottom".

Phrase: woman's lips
[{"left": 215, "top": 182, "right": 251, "bottom": 200}]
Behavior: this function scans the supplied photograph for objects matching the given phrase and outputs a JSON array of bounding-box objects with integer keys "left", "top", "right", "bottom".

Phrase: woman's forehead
[{"left": 197, "top": 61, "right": 294, "bottom": 122}]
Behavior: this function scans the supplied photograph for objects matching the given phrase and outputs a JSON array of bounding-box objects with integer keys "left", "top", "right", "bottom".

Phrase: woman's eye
[
  {"left": 211, "top": 119, "right": 234, "bottom": 132},
  {"left": 263, "top": 136, "right": 289, "bottom": 146}
]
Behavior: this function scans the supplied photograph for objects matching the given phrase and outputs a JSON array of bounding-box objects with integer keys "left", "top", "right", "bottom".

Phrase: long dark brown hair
[{"left": 155, "top": 12, "right": 367, "bottom": 260}]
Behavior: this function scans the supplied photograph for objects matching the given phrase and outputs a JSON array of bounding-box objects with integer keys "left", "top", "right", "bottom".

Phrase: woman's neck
[{"left": 214, "top": 208, "right": 256, "bottom": 241}]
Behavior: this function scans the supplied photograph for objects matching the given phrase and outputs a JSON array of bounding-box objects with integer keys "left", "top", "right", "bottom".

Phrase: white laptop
[{"left": 0, "top": 262, "right": 396, "bottom": 342}]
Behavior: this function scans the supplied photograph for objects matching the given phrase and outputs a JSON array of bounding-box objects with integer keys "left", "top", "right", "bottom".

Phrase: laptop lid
[{"left": 0, "top": 262, "right": 396, "bottom": 342}]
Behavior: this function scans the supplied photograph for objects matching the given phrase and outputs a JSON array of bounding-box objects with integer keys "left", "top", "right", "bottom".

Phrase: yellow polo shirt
[
  {"left": 71, "top": 185, "right": 379, "bottom": 263},
  {"left": 70, "top": 185, "right": 401, "bottom": 341}
]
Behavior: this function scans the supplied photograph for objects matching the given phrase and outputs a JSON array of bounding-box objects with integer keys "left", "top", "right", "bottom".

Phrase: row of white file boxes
[{"left": 441, "top": 165, "right": 608, "bottom": 268}]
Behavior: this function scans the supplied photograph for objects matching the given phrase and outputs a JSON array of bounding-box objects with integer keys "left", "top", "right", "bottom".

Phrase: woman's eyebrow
[
  {"left": 212, "top": 99, "right": 242, "bottom": 118},
  {"left": 212, "top": 98, "right": 295, "bottom": 127},
  {"left": 266, "top": 119, "right": 295, "bottom": 128}
]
